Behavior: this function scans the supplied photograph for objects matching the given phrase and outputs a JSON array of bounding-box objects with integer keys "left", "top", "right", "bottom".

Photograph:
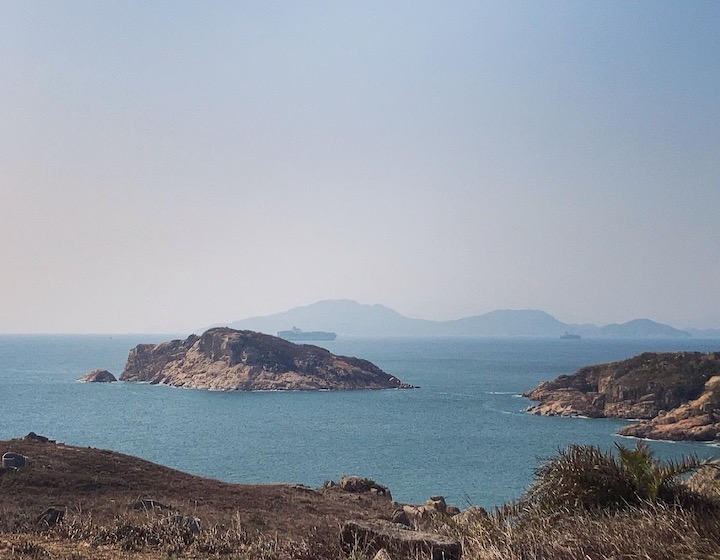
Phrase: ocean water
[{"left": 1, "top": 335, "right": 719, "bottom": 509}]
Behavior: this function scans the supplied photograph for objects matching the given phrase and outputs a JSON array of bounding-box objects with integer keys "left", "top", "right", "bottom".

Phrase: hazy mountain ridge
[{"left": 214, "top": 300, "right": 704, "bottom": 339}]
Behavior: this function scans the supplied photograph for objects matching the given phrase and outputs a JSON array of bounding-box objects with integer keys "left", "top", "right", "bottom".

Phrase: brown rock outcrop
[
  {"left": 525, "top": 352, "right": 720, "bottom": 441},
  {"left": 120, "top": 328, "right": 415, "bottom": 392},
  {"left": 618, "top": 376, "right": 720, "bottom": 441}
]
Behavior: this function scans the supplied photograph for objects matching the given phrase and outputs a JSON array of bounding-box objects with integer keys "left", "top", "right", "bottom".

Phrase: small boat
[{"left": 277, "top": 327, "right": 337, "bottom": 341}]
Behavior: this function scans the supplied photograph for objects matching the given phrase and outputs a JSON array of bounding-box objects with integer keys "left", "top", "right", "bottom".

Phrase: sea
[{"left": 1, "top": 335, "right": 719, "bottom": 510}]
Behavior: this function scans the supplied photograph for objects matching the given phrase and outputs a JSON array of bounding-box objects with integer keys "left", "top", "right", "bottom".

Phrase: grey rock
[{"left": 2, "top": 452, "right": 28, "bottom": 469}]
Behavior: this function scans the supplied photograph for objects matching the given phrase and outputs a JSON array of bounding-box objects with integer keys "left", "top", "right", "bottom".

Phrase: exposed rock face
[
  {"left": 78, "top": 369, "right": 117, "bottom": 383},
  {"left": 120, "top": 328, "right": 415, "bottom": 391},
  {"left": 524, "top": 352, "right": 720, "bottom": 441},
  {"left": 618, "top": 376, "right": 720, "bottom": 441}
]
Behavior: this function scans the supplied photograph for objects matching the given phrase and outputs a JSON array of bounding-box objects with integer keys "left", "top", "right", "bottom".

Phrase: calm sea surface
[{"left": 1, "top": 335, "right": 719, "bottom": 509}]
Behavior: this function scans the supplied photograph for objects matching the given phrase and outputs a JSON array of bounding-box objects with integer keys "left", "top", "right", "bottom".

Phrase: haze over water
[
  {"left": 2, "top": 1, "right": 719, "bottom": 334},
  {"left": 2, "top": 334, "right": 719, "bottom": 509}
]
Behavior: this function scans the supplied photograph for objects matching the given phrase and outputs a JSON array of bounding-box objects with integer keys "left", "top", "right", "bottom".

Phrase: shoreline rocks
[
  {"left": 618, "top": 375, "right": 720, "bottom": 441},
  {"left": 119, "top": 328, "right": 415, "bottom": 392},
  {"left": 524, "top": 351, "right": 720, "bottom": 441}
]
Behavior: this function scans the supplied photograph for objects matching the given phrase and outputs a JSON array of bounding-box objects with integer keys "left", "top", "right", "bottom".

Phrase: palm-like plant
[
  {"left": 525, "top": 442, "right": 711, "bottom": 512},
  {"left": 614, "top": 441, "right": 706, "bottom": 501}
]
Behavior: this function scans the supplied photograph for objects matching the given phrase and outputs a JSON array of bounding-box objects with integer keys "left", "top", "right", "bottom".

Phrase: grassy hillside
[{"left": 2, "top": 435, "right": 720, "bottom": 559}]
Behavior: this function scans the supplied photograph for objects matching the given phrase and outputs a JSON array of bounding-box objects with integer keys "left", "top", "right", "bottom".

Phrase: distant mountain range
[{"left": 213, "top": 299, "right": 719, "bottom": 339}]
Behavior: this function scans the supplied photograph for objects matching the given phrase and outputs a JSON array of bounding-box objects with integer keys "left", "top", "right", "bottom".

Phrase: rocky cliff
[
  {"left": 119, "top": 328, "right": 414, "bottom": 391},
  {"left": 524, "top": 351, "right": 720, "bottom": 441}
]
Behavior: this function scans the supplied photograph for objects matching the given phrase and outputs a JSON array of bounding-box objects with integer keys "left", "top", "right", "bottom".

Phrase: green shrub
[{"left": 525, "top": 442, "right": 711, "bottom": 512}]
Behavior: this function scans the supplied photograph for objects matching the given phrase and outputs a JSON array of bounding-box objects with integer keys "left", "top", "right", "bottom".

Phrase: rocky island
[
  {"left": 524, "top": 351, "right": 720, "bottom": 441},
  {"left": 119, "top": 327, "right": 415, "bottom": 391},
  {"left": 78, "top": 369, "right": 117, "bottom": 383}
]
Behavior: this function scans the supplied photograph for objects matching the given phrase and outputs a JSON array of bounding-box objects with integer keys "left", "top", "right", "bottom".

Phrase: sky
[{"left": 1, "top": 1, "right": 719, "bottom": 334}]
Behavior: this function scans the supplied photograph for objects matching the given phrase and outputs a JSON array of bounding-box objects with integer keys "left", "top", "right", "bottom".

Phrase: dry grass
[
  {"left": 3, "top": 436, "right": 720, "bottom": 559},
  {"left": 456, "top": 502, "right": 720, "bottom": 560},
  {"left": 1, "top": 511, "right": 343, "bottom": 559}
]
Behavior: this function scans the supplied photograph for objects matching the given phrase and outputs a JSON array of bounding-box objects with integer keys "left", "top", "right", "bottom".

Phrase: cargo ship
[
  {"left": 560, "top": 332, "right": 581, "bottom": 340},
  {"left": 277, "top": 327, "right": 337, "bottom": 341}
]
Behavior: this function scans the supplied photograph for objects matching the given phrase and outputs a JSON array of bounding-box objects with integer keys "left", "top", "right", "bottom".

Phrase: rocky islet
[
  {"left": 524, "top": 351, "right": 720, "bottom": 441},
  {"left": 119, "top": 327, "right": 415, "bottom": 391}
]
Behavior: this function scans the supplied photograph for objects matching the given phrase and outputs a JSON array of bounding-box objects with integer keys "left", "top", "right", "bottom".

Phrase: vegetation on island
[{"left": 2, "top": 435, "right": 720, "bottom": 559}]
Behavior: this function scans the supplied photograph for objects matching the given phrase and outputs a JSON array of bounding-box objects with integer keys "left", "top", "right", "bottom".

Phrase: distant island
[
  {"left": 212, "top": 299, "right": 713, "bottom": 339},
  {"left": 119, "top": 327, "right": 414, "bottom": 391},
  {"left": 524, "top": 351, "right": 720, "bottom": 441}
]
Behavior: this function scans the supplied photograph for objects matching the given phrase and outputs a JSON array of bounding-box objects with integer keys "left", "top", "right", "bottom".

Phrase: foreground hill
[
  {"left": 524, "top": 351, "right": 720, "bottom": 441},
  {"left": 217, "top": 299, "right": 693, "bottom": 338},
  {"left": 0, "top": 434, "right": 399, "bottom": 558},
  {"left": 120, "top": 327, "right": 414, "bottom": 391},
  {"left": 2, "top": 435, "right": 719, "bottom": 560}
]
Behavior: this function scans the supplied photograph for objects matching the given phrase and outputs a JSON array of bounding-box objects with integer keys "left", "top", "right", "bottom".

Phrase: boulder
[
  {"left": 424, "top": 495, "right": 447, "bottom": 513},
  {"left": 24, "top": 432, "right": 51, "bottom": 443},
  {"left": 2, "top": 452, "right": 28, "bottom": 469},
  {"left": 446, "top": 505, "right": 461, "bottom": 516},
  {"left": 341, "top": 519, "right": 461, "bottom": 560},
  {"left": 452, "top": 507, "right": 489, "bottom": 527},
  {"left": 402, "top": 504, "right": 428, "bottom": 520},
  {"left": 337, "top": 476, "right": 392, "bottom": 499},
  {"left": 79, "top": 369, "right": 117, "bottom": 383}
]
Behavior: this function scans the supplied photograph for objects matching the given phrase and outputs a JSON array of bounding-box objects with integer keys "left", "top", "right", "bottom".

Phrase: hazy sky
[{"left": 2, "top": 1, "right": 719, "bottom": 333}]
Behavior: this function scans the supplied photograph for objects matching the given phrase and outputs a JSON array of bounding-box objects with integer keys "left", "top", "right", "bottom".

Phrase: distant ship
[
  {"left": 277, "top": 327, "right": 337, "bottom": 341},
  {"left": 560, "top": 332, "right": 581, "bottom": 340}
]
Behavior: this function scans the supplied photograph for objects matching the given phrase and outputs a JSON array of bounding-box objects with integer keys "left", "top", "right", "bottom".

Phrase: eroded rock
[{"left": 618, "top": 376, "right": 720, "bottom": 441}]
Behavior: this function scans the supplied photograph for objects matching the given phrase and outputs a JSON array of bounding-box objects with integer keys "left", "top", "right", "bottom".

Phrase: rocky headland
[
  {"left": 119, "top": 327, "right": 415, "bottom": 391},
  {"left": 524, "top": 351, "right": 720, "bottom": 441}
]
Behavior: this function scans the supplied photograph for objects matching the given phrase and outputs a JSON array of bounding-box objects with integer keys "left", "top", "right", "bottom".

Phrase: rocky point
[{"left": 524, "top": 351, "right": 720, "bottom": 441}]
